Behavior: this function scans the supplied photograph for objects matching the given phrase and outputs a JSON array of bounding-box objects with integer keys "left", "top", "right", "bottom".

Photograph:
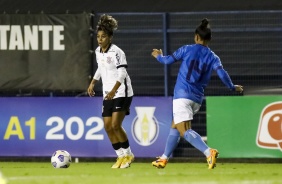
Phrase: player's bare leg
[
  {"left": 112, "top": 111, "right": 134, "bottom": 169},
  {"left": 104, "top": 116, "right": 125, "bottom": 169}
]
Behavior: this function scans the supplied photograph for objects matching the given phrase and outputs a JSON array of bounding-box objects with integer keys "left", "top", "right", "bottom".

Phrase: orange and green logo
[{"left": 256, "top": 102, "right": 282, "bottom": 151}]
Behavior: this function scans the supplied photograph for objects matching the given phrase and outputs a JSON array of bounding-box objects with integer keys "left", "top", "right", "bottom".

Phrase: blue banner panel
[{"left": 0, "top": 97, "right": 172, "bottom": 157}]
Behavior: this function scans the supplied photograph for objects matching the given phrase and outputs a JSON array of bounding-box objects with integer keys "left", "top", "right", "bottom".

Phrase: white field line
[
  {"left": 7, "top": 175, "right": 74, "bottom": 181},
  {"left": 145, "top": 181, "right": 272, "bottom": 184},
  {"left": 7, "top": 176, "right": 274, "bottom": 184}
]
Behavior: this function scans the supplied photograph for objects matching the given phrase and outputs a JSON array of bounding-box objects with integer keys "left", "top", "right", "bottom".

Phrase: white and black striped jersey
[{"left": 93, "top": 44, "right": 134, "bottom": 98}]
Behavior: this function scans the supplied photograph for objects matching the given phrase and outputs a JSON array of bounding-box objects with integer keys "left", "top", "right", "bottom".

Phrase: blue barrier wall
[{"left": 0, "top": 97, "right": 172, "bottom": 157}]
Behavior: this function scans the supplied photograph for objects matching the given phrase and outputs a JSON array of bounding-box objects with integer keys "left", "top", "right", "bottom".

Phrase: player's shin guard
[
  {"left": 184, "top": 129, "right": 209, "bottom": 154},
  {"left": 163, "top": 128, "right": 180, "bottom": 157}
]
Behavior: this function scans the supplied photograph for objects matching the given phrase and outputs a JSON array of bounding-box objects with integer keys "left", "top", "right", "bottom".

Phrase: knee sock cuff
[
  {"left": 184, "top": 129, "right": 194, "bottom": 142},
  {"left": 120, "top": 140, "right": 130, "bottom": 149},
  {"left": 112, "top": 143, "right": 121, "bottom": 150},
  {"left": 169, "top": 128, "right": 180, "bottom": 136}
]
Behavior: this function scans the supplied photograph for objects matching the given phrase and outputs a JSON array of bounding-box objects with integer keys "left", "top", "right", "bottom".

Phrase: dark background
[
  {"left": 1, "top": 0, "right": 281, "bottom": 97},
  {"left": 0, "top": 0, "right": 281, "bottom": 97},
  {"left": 0, "top": 0, "right": 281, "bottom": 13}
]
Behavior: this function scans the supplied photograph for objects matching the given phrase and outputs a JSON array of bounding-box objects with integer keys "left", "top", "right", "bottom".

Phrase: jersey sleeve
[
  {"left": 93, "top": 67, "right": 101, "bottom": 81},
  {"left": 115, "top": 48, "right": 128, "bottom": 68},
  {"left": 173, "top": 45, "right": 193, "bottom": 60},
  {"left": 115, "top": 47, "right": 128, "bottom": 83},
  {"left": 212, "top": 55, "right": 223, "bottom": 70},
  {"left": 156, "top": 45, "right": 189, "bottom": 64},
  {"left": 214, "top": 57, "right": 235, "bottom": 91},
  {"left": 117, "top": 67, "right": 127, "bottom": 83},
  {"left": 156, "top": 55, "right": 176, "bottom": 64}
]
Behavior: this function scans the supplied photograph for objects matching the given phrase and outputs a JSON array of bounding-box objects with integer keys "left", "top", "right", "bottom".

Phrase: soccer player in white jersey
[
  {"left": 151, "top": 18, "right": 243, "bottom": 169},
  {"left": 87, "top": 14, "right": 134, "bottom": 169}
]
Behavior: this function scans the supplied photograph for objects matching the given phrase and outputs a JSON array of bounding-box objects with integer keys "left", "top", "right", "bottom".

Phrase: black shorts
[{"left": 102, "top": 97, "right": 133, "bottom": 117}]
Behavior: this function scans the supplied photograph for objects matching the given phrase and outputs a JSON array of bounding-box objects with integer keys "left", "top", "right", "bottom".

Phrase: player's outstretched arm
[
  {"left": 151, "top": 49, "right": 175, "bottom": 64},
  {"left": 216, "top": 68, "right": 244, "bottom": 93}
]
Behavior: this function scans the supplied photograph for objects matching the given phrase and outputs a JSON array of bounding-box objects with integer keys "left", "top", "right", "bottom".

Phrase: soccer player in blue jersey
[{"left": 151, "top": 18, "right": 243, "bottom": 169}]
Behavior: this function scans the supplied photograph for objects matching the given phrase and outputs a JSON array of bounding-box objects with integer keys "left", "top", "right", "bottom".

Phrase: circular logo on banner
[
  {"left": 131, "top": 107, "right": 159, "bottom": 146},
  {"left": 256, "top": 101, "right": 282, "bottom": 150}
]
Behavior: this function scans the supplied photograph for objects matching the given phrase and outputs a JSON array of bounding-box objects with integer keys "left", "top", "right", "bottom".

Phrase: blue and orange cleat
[
  {"left": 207, "top": 149, "right": 219, "bottom": 169},
  {"left": 152, "top": 157, "right": 168, "bottom": 169}
]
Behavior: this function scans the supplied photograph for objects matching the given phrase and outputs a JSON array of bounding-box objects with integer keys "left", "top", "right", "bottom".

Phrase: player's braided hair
[
  {"left": 96, "top": 14, "right": 118, "bottom": 36},
  {"left": 195, "top": 18, "right": 211, "bottom": 41}
]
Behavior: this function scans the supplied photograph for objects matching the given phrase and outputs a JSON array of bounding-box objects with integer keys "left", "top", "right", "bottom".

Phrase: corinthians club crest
[{"left": 131, "top": 107, "right": 159, "bottom": 146}]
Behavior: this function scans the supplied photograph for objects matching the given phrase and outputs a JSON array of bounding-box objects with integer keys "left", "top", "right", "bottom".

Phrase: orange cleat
[
  {"left": 207, "top": 149, "right": 219, "bottom": 169},
  {"left": 152, "top": 157, "right": 168, "bottom": 169}
]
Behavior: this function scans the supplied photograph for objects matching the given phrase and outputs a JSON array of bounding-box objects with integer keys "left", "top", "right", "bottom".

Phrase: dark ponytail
[
  {"left": 195, "top": 18, "right": 211, "bottom": 41},
  {"left": 96, "top": 14, "right": 118, "bottom": 36}
]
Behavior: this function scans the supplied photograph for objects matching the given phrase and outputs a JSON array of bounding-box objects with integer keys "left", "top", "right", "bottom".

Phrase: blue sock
[
  {"left": 184, "top": 129, "right": 209, "bottom": 154},
  {"left": 162, "top": 128, "right": 180, "bottom": 158}
]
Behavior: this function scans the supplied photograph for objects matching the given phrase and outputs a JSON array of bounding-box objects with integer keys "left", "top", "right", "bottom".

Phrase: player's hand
[
  {"left": 234, "top": 85, "right": 243, "bottom": 93},
  {"left": 151, "top": 49, "right": 163, "bottom": 58},
  {"left": 87, "top": 84, "right": 95, "bottom": 97},
  {"left": 105, "top": 90, "right": 115, "bottom": 100}
]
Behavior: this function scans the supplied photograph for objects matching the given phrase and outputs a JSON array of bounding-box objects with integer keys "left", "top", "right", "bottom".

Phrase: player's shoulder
[
  {"left": 181, "top": 44, "right": 194, "bottom": 50},
  {"left": 95, "top": 46, "right": 100, "bottom": 52},
  {"left": 209, "top": 49, "right": 220, "bottom": 61},
  {"left": 109, "top": 44, "right": 125, "bottom": 54},
  {"left": 175, "top": 44, "right": 193, "bottom": 54}
]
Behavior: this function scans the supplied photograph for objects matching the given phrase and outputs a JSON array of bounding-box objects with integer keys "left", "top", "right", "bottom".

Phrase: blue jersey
[{"left": 156, "top": 44, "right": 235, "bottom": 104}]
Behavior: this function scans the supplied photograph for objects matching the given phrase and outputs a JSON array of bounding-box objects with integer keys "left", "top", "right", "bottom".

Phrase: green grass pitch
[{"left": 1, "top": 161, "right": 281, "bottom": 184}]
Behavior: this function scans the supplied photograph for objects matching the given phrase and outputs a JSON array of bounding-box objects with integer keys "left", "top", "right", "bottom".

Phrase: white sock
[
  {"left": 204, "top": 148, "right": 210, "bottom": 157},
  {"left": 122, "top": 147, "right": 132, "bottom": 156},
  {"left": 115, "top": 148, "right": 124, "bottom": 158},
  {"left": 160, "top": 154, "right": 168, "bottom": 159}
]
